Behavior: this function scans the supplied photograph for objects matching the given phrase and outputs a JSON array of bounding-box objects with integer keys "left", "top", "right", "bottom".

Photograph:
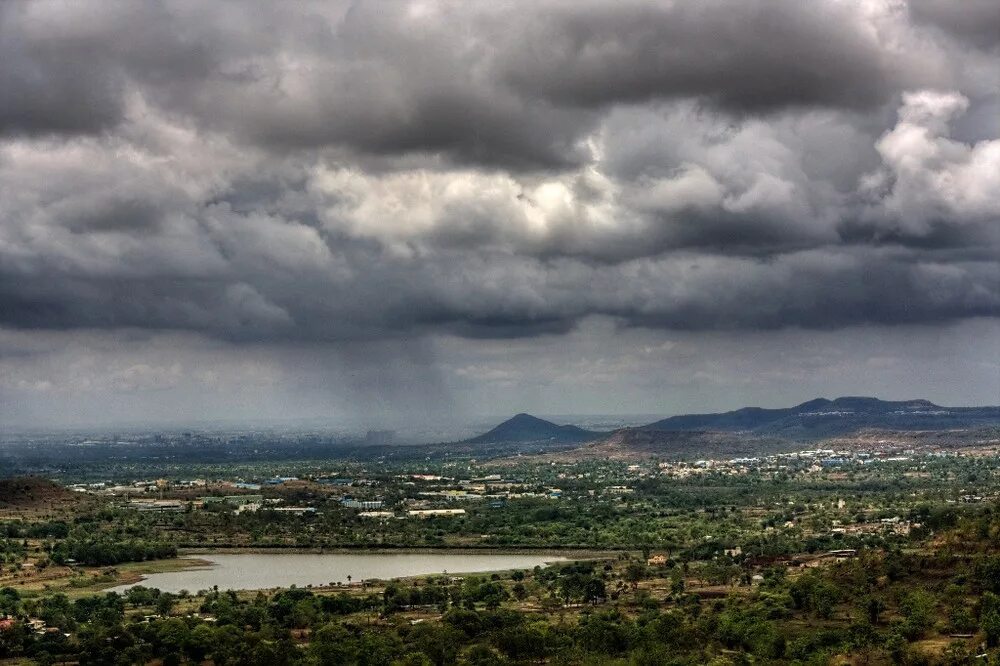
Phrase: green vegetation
[
  {"left": 1, "top": 515, "right": 999, "bottom": 665},
  {"left": 1, "top": 448, "right": 999, "bottom": 663}
]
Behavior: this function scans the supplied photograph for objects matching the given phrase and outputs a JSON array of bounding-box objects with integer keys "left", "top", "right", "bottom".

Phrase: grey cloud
[
  {"left": 0, "top": 0, "right": 997, "bottom": 347},
  {"left": 909, "top": 0, "right": 1000, "bottom": 50},
  {"left": 189, "top": 2, "right": 595, "bottom": 169},
  {"left": 3, "top": 240, "right": 998, "bottom": 341},
  {"left": 0, "top": 1, "right": 229, "bottom": 138},
  {"left": 0, "top": 0, "right": 954, "bottom": 167},
  {"left": 4, "top": 318, "right": 999, "bottom": 428},
  {"left": 498, "top": 0, "right": 898, "bottom": 113},
  {"left": 0, "top": 6, "right": 125, "bottom": 135},
  {"left": 0, "top": 1, "right": 595, "bottom": 168}
]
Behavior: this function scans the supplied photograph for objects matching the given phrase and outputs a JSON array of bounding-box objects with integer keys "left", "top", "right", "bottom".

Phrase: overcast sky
[{"left": 1, "top": 0, "right": 998, "bottom": 429}]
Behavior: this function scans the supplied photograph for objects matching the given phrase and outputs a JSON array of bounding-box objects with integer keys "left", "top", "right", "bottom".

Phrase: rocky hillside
[
  {"left": 640, "top": 397, "right": 1000, "bottom": 440},
  {"left": 465, "top": 413, "right": 601, "bottom": 445}
]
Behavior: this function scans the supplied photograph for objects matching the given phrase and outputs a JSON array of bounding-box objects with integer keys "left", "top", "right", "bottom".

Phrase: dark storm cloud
[
  {"left": 909, "top": 0, "right": 1000, "bottom": 50},
  {"left": 0, "top": 7, "right": 124, "bottom": 135},
  {"left": 0, "top": 1, "right": 595, "bottom": 168},
  {"left": 3, "top": 241, "right": 997, "bottom": 340},
  {"left": 0, "top": 0, "right": 998, "bottom": 344},
  {"left": 0, "top": 1, "right": 969, "bottom": 165},
  {"left": 499, "top": 1, "right": 897, "bottom": 113},
  {"left": 0, "top": 0, "right": 932, "bottom": 163},
  {"left": 0, "top": 1, "right": 224, "bottom": 137}
]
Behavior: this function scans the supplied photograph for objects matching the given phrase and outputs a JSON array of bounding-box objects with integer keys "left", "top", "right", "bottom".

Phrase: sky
[{"left": 1, "top": 0, "right": 998, "bottom": 430}]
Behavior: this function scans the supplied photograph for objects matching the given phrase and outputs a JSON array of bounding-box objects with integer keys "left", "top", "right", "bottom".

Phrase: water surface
[{"left": 110, "top": 551, "right": 567, "bottom": 594}]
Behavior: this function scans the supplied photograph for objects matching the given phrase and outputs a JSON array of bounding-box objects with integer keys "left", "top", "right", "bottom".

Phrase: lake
[{"left": 109, "top": 551, "right": 569, "bottom": 594}]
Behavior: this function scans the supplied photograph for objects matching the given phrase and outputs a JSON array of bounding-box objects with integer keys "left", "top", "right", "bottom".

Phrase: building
[
  {"left": 129, "top": 499, "right": 186, "bottom": 513},
  {"left": 202, "top": 495, "right": 264, "bottom": 507},
  {"left": 266, "top": 477, "right": 297, "bottom": 485},
  {"left": 271, "top": 507, "right": 316, "bottom": 515},
  {"left": 805, "top": 549, "right": 858, "bottom": 567},
  {"left": 358, "top": 511, "right": 395, "bottom": 519},
  {"left": 407, "top": 509, "right": 466, "bottom": 518},
  {"left": 341, "top": 498, "right": 384, "bottom": 510}
]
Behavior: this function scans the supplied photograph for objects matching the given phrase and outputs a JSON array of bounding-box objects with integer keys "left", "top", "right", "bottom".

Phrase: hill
[
  {"left": 494, "top": 397, "right": 1000, "bottom": 463},
  {"left": 498, "top": 429, "right": 796, "bottom": 463},
  {"left": 640, "top": 396, "right": 1000, "bottom": 440},
  {"left": 0, "top": 476, "right": 80, "bottom": 512},
  {"left": 465, "top": 413, "right": 601, "bottom": 445}
]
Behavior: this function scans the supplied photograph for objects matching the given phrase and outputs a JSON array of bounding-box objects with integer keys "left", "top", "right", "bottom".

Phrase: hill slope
[
  {"left": 502, "top": 429, "right": 797, "bottom": 463},
  {"left": 641, "top": 397, "right": 1000, "bottom": 439},
  {"left": 0, "top": 476, "right": 80, "bottom": 512},
  {"left": 465, "top": 413, "right": 601, "bottom": 445}
]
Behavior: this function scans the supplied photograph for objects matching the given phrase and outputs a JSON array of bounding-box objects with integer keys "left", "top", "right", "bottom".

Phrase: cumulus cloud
[
  {"left": 0, "top": 0, "right": 997, "bottom": 349},
  {"left": 855, "top": 91, "right": 1000, "bottom": 243},
  {"left": 0, "top": 0, "right": 962, "bottom": 161}
]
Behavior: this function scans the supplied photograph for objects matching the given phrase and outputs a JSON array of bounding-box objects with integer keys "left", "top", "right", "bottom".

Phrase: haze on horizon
[{"left": 1, "top": 0, "right": 998, "bottom": 430}]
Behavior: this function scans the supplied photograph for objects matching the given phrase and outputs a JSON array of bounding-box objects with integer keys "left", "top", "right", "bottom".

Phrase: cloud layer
[{"left": 1, "top": 0, "right": 998, "bottom": 345}]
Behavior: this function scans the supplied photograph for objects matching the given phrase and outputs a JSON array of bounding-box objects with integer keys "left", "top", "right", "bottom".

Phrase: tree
[
  {"left": 583, "top": 577, "right": 606, "bottom": 605},
  {"left": 670, "top": 569, "right": 685, "bottom": 595},
  {"left": 982, "top": 593, "right": 1000, "bottom": 648},
  {"left": 155, "top": 592, "right": 176, "bottom": 617},
  {"left": 861, "top": 595, "right": 885, "bottom": 625},
  {"left": 463, "top": 644, "right": 508, "bottom": 666},
  {"left": 408, "top": 623, "right": 463, "bottom": 666},
  {"left": 494, "top": 624, "right": 547, "bottom": 661},
  {"left": 899, "top": 590, "right": 935, "bottom": 639},
  {"left": 310, "top": 624, "right": 358, "bottom": 664},
  {"left": 186, "top": 624, "right": 216, "bottom": 663},
  {"left": 154, "top": 618, "right": 189, "bottom": 656},
  {"left": 977, "top": 557, "right": 1000, "bottom": 594},
  {"left": 624, "top": 563, "right": 646, "bottom": 591}
]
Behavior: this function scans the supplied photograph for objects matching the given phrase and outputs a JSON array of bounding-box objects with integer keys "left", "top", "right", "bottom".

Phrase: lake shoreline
[
  {"left": 107, "top": 550, "right": 607, "bottom": 595},
  {"left": 178, "top": 546, "right": 624, "bottom": 559}
]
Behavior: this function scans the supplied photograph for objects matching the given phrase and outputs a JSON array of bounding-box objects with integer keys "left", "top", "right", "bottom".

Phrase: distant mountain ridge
[
  {"left": 464, "top": 413, "right": 601, "bottom": 445},
  {"left": 463, "top": 397, "right": 1000, "bottom": 452},
  {"left": 641, "top": 396, "right": 1000, "bottom": 439}
]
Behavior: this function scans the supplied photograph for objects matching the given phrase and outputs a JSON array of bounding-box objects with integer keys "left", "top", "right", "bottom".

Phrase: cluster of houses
[
  {"left": 123, "top": 488, "right": 478, "bottom": 521},
  {"left": 651, "top": 443, "right": 989, "bottom": 482},
  {"left": 127, "top": 494, "right": 316, "bottom": 515},
  {"left": 0, "top": 615, "right": 70, "bottom": 638},
  {"left": 828, "top": 516, "right": 918, "bottom": 537}
]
